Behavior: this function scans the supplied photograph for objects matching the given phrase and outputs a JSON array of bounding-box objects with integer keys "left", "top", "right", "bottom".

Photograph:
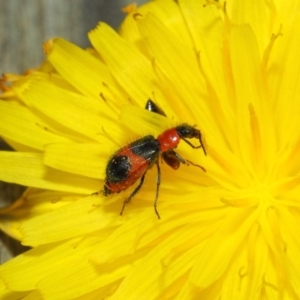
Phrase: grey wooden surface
[{"left": 0, "top": 0, "right": 146, "bottom": 264}]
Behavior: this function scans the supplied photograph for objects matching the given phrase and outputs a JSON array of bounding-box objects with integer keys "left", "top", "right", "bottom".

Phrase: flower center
[{"left": 221, "top": 182, "right": 275, "bottom": 208}]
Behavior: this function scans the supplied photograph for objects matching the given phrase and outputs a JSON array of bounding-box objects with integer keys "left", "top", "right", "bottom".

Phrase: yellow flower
[{"left": 0, "top": 0, "right": 299, "bottom": 299}]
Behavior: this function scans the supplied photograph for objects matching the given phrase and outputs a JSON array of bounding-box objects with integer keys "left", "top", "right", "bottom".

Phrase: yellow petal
[
  {"left": 0, "top": 101, "right": 70, "bottom": 150},
  {"left": 0, "top": 278, "right": 29, "bottom": 300},
  {"left": 178, "top": 0, "right": 227, "bottom": 102},
  {"left": 37, "top": 259, "right": 127, "bottom": 300},
  {"left": 190, "top": 208, "right": 258, "bottom": 288},
  {"left": 20, "top": 195, "right": 121, "bottom": 246},
  {"left": 110, "top": 224, "right": 204, "bottom": 299},
  {"left": 0, "top": 152, "right": 98, "bottom": 193},
  {"left": 0, "top": 236, "right": 101, "bottom": 291},
  {"left": 120, "top": 104, "right": 172, "bottom": 137},
  {"left": 89, "top": 22, "right": 167, "bottom": 109},
  {"left": 120, "top": 0, "right": 192, "bottom": 47},
  {"left": 270, "top": 13, "right": 300, "bottom": 147},
  {"left": 43, "top": 142, "right": 108, "bottom": 179},
  {"left": 229, "top": 0, "right": 270, "bottom": 54},
  {"left": 137, "top": 13, "right": 208, "bottom": 122},
  {"left": 0, "top": 188, "right": 78, "bottom": 240},
  {"left": 17, "top": 78, "right": 125, "bottom": 143},
  {"left": 229, "top": 25, "right": 277, "bottom": 175},
  {"left": 47, "top": 38, "right": 124, "bottom": 103}
]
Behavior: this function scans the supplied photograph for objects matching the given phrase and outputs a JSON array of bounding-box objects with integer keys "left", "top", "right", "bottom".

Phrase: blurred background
[{"left": 0, "top": 0, "right": 146, "bottom": 263}]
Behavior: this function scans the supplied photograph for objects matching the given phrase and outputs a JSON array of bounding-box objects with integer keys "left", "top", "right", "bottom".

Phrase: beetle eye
[{"left": 176, "top": 124, "right": 194, "bottom": 138}]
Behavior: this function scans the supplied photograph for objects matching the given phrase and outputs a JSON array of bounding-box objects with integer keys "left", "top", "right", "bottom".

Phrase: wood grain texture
[{"left": 0, "top": 0, "right": 146, "bottom": 264}]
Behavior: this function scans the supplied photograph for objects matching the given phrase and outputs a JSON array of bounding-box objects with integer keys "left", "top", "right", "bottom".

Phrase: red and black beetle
[{"left": 103, "top": 100, "right": 206, "bottom": 219}]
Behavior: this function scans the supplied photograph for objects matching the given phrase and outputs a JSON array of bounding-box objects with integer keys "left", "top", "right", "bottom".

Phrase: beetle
[{"left": 103, "top": 100, "right": 206, "bottom": 219}]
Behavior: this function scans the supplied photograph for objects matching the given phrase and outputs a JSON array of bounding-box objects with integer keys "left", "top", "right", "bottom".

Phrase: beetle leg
[
  {"left": 120, "top": 173, "right": 146, "bottom": 216},
  {"left": 182, "top": 134, "right": 207, "bottom": 155},
  {"left": 185, "top": 159, "right": 206, "bottom": 172},
  {"left": 173, "top": 151, "right": 206, "bottom": 172},
  {"left": 171, "top": 151, "right": 186, "bottom": 164},
  {"left": 154, "top": 160, "right": 161, "bottom": 219}
]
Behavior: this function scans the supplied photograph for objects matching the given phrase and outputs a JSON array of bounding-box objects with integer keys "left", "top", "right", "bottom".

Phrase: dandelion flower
[{"left": 0, "top": 0, "right": 299, "bottom": 299}]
